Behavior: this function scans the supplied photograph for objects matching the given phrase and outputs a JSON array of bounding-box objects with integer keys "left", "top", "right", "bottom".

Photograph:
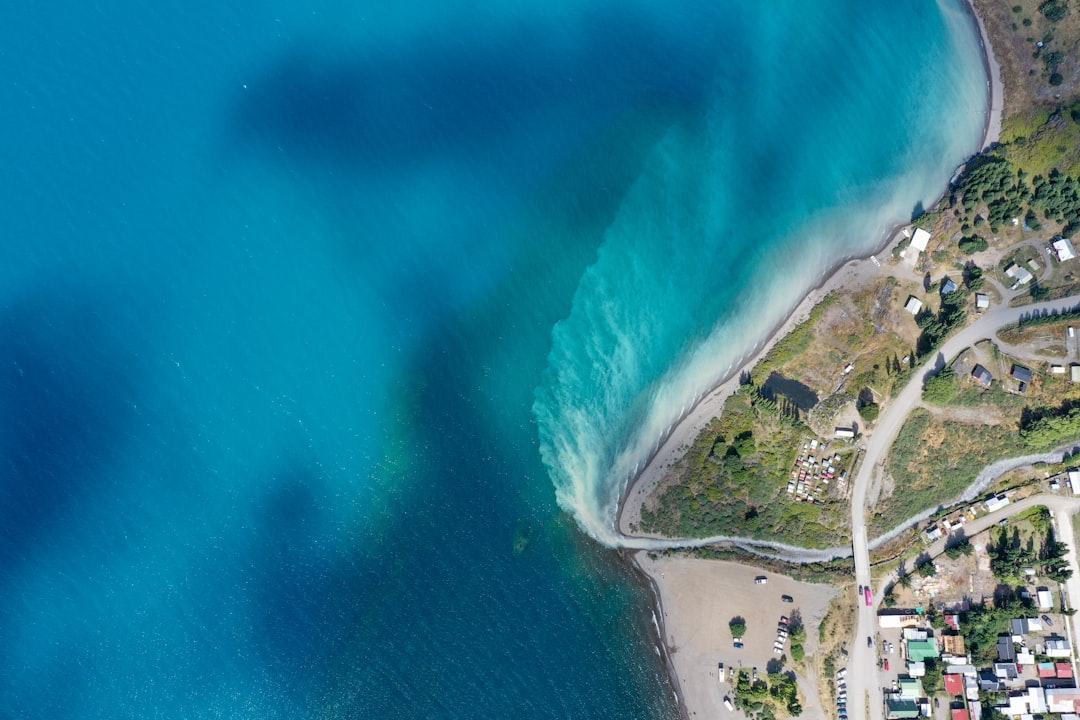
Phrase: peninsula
[{"left": 621, "top": 2, "right": 1080, "bottom": 719}]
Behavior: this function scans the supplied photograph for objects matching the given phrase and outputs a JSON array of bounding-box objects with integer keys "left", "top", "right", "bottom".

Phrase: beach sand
[{"left": 637, "top": 553, "right": 838, "bottom": 720}]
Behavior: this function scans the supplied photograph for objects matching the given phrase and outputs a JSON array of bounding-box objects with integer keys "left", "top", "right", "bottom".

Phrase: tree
[
  {"left": 858, "top": 403, "right": 880, "bottom": 421},
  {"left": 729, "top": 617, "right": 747, "bottom": 639},
  {"left": 923, "top": 366, "right": 958, "bottom": 405}
]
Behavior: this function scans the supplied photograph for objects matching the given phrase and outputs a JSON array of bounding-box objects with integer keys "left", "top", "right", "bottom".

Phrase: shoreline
[
  {"left": 616, "top": 4, "right": 1006, "bottom": 718},
  {"left": 615, "top": 0, "right": 1004, "bottom": 542}
]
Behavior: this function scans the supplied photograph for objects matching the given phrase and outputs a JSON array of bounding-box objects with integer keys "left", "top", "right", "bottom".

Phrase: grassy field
[{"left": 873, "top": 409, "right": 1028, "bottom": 535}]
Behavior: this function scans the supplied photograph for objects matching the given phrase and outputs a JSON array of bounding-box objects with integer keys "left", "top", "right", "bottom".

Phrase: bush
[
  {"left": 1050, "top": 72, "right": 1064, "bottom": 86},
  {"left": 858, "top": 403, "right": 880, "bottom": 421}
]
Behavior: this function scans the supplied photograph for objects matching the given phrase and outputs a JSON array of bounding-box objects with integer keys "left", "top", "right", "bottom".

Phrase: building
[
  {"left": 910, "top": 228, "right": 931, "bottom": 253},
  {"left": 879, "top": 613, "right": 921, "bottom": 629},
  {"left": 886, "top": 698, "right": 920, "bottom": 719},
  {"left": 976, "top": 293, "right": 990, "bottom": 310},
  {"left": 942, "top": 635, "right": 966, "bottom": 655},
  {"left": 972, "top": 364, "right": 993, "bottom": 388},
  {"left": 1071, "top": 469, "right": 1080, "bottom": 494},
  {"left": 941, "top": 277, "right": 958, "bottom": 295},
  {"left": 944, "top": 673, "right": 964, "bottom": 697},
  {"left": 905, "top": 296, "right": 923, "bottom": 315},
  {"left": 1039, "top": 661, "right": 1057, "bottom": 679},
  {"left": 1011, "top": 617, "right": 1043, "bottom": 635},
  {"left": 1002, "top": 687, "right": 1048, "bottom": 715},
  {"left": 1005, "top": 263, "right": 1035, "bottom": 285},
  {"left": 898, "top": 677, "right": 924, "bottom": 700},
  {"left": 835, "top": 427, "right": 855, "bottom": 439},
  {"left": 1046, "top": 637, "right": 1071, "bottom": 657},
  {"left": 907, "top": 638, "right": 939, "bottom": 662},
  {"left": 951, "top": 709, "right": 969, "bottom": 720},
  {"left": 1011, "top": 364, "right": 1033, "bottom": 384},
  {"left": 986, "top": 495, "right": 1011, "bottom": 513},
  {"left": 1057, "top": 662, "right": 1073, "bottom": 679},
  {"left": 1072, "top": 364, "right": 1080, "bottom": 383},
  {"left": 1053, "top": 236, "right": 1077, "bottom": 262},
  {"left": 1053, "top": 364, "right": 1067, "bottom": 374},
  {"left": 995, "top": 662, "right": 1019, "bottom": 681},
  {"left": 1047, "top": 688, "right": 1080, "bottom": 714},
  {"left": 997, "top": 635, "right": 1016, "bottom": 662},
  {"left": 907, "top": 661, "right": 925, "bottom": 677},
  {"left": 1038, "top": 587, "right": 1054, "bottom": 610}
]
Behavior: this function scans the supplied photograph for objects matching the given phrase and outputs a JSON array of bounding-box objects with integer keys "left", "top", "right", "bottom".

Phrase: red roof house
[
  {"left": 951, "top": 708, "right": 969, "bottom": 720},
  {"left": 1058, "top": 662, "right": 1074, "bottom": 679},
  {"left": 944, "top": 674, "right": 964, "bottom": 696}
]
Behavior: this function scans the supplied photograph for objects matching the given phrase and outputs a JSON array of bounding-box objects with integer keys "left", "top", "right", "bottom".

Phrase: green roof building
[
  {"left": 907, "top": 639, "right": 939, "bottom": 662},
  {"left": 886, "top": 698, "right": 920, "bottom": 719},
  {"left": 898, "top": 677, "right": 924, "bottom": 700}
]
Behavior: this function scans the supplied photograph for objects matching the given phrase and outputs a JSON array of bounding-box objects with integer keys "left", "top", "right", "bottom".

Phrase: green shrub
[{"left": 858, "top": 403, "right": 880, "bottom": 421}]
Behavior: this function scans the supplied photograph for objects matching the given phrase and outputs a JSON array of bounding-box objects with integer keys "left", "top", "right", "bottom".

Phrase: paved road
[{"left": 847, "top": 293, "right": 1080, "bottom": 720}]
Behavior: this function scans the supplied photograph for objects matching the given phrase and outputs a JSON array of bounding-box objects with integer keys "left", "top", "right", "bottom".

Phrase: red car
[
  {"left": 883, "top": 659, "right": 889, "bottom": 671},
  {"left": 864, "top": 587, "right": 872, "bottom": 606}
]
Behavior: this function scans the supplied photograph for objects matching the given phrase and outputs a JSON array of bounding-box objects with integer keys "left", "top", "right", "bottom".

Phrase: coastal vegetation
[
  {"left": 732, "top": 665, "right": 802, "bottom": 719},
  {"left": 639, "top": 385, "right": 850, "bottom": 548}
]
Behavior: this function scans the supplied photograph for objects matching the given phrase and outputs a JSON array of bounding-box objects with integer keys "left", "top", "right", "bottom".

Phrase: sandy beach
[{"left": 636, "top": 553, "right": 838, "bottom": 720}]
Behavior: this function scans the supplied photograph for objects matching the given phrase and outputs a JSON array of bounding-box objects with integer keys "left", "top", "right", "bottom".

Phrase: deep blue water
[{"left": 1, "top": 1, "right": 984, "bottom": 718}]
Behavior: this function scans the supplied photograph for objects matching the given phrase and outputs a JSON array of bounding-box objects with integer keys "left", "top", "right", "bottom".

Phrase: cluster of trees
[
  {"left": 733, "top": 667, "right": 802, "bottom": 717},
  {"left": 952, "top": 157, "right": 1029, "bottom": 234},
  {"left": 923, "top": 366, "right": 958, "bottom": 405},
  {"left": 988, "top": 517, "right": 1072, "bottom": 584},
  {"left": 1041, "top": 0, "right": 1068, "bottom": 23},
  {"left": 915, "top": 291, "right": 967, "bottom": 356},
  {"left": 1019, "top": 399, "right": 1080, "bottom": 450},
  {"left": 1031, "top": 169, "right": 1080, "bottom": 233},
  {"left": 958, "top": 597, "right": 1033, "bottom": 664}
]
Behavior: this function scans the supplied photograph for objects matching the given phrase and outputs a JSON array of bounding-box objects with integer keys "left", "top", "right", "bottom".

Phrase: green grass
[{"left": 872, "top": 409, "right": 1027, "bottom": 535}]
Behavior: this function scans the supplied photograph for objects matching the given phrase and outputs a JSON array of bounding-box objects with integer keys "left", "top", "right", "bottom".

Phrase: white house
[
  {"left": 905, "top": 296, "right": 924, "bottom": 315},
  {"left": 1005, "top": 263, "right": 1034, "bottom": 285},
  {"left": 1053, "top": 237, "right": 1077, "bottom": 262},
  {"left": 910, "top": 228, "right": 931, "bottom": 253},
  {"left": 976, "top": 293, "right": 990, "bottom": 310},
  {"left": 1038, "top": 588, "right": 1054, "bottom": 610}
]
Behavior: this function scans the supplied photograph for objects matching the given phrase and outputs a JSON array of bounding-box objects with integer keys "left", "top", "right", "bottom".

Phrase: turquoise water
[{"left": 0, "top": 0, "right": 984, "bottom": 718}]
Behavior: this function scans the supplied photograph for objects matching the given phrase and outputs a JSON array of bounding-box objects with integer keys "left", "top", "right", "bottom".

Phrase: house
[
  {"left": 1005, "top": 263, "right": 1035, "bottom": 285},
  {"left": 835, "top": 427, "right": 855, "bottom": 439},
  {"left": 976, "top": 293, "right": 990, "bottom": 310},
  {"left": 1046, "top": 637, "right": 1071, "bottom": 657},
  {"left": 1038, "top": 587, "right": 1054, "bottom": 610},
  {"left": 907, "top": 660, "right": 925, "bottom": 677},
  {"left": 951, "top": 709, "right": 969, "bottom": 720},
  {"left": 1046, "top": 688, "right": 1080, "bottom": 714},
  {"left": 885, "top": 698, "right": 920, "bottom": 719},
  {"left": 907, "top": 638, "right": 939, "bottom": 662},
  {"left": 1011, "top": 364, "right": 1033, "bottom": 384},
  {"left": 1002, "top": 687, "right": 1048, "bottom": 715},
  {"left": 1016, "top": 647, "right": 1036, "bottom": 665},
  {"left": 910, "top": 228, "right": 931, "bottom": 253},
  {"left": 879, "top": 613, "right": 921, "bottom": 629},
  {"left": 941, "top": 277, "right": 958, "bottom": 295},
  {"left": 997, "top": 635, "right": 1016, "bottom": 661},
  {"left": 968, "top": 701, "right": 982, "bottom": 720},
  {"left": 905, "top": 296, "right": 923, "bottom": 315},
  {"left": 1057, "top": 662, "right": 1073, "bottom": 679},
  {"left": 1053, "top": 237, "right": 1077, "bottom": 262},
  {"left": 945, "top": 673, "right": 964, "bottom": 697},
  {"left": 979, "top": 669, "right": 1004, "bottom": 692},
  {"left": 1071, "top": 469, "right": 1080, "bottom": 495},
  {"left": 972, "top": 364, "right": 993, "bottom": 388},
  {"left": 898, "top": 677, "right": 924, "bottom": 700},
  {"left": 1011, "top": 617, "right": 1043, "bottom": 635},
  {"left": 924, "top": 525, "right": 944, "bottom": 542},
  {"left": 1039, "top": 661, "right": 1057, "bottom": 679},
  {"left": 942, "top": 635, "right": 966, "bottom": 655},
  {"left": 986, "top": 495, "right": 1011, "bottom": 513},
  {"left": 995, "top": 662, "right": 1019, "bottom": 681}
]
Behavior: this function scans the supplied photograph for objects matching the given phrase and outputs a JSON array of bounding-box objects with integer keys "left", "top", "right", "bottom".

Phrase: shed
[
  {"left": 905, "top": 296, "right": 923, "bottom": 315},
  {"left": 1053, "top": 365, "right": 1066, "bottom": 374},
  {"left": 910, "top": 228, "right": 931, "bottom": 252},
  {"left": 1072, "top": 364, "right": 1080, "bottom": 383},
  {"left": 1038, "top": 588, "right": 1054, "bottom": 610},
  {"left": 835, "top": 427, "right": 855, "bottom": 439},
  {"left": 976, "top": 293, "right": 989, "bottom": 310},
  {"left": 907, "top": 661, "right": 925, "bottom": 677},
  {"left": 943, "top": 635, "right": 965, "bottom": 655}
]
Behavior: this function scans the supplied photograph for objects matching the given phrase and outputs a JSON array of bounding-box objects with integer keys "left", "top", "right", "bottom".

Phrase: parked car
[
  {"left": 1043, "top": 614, "right": 1055, "bottom": 626},
  {"left": 734, "top": 641, "right": 744, "bottom": 649},
  {"left": 883, "top": 659, "right": 889, "bottom": 671},
  {"left": 781, "top": 594, "right": 794, "bottom": 603},
  {"left": 867, "top": 636, "right": 873, "bottom": 648}
]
